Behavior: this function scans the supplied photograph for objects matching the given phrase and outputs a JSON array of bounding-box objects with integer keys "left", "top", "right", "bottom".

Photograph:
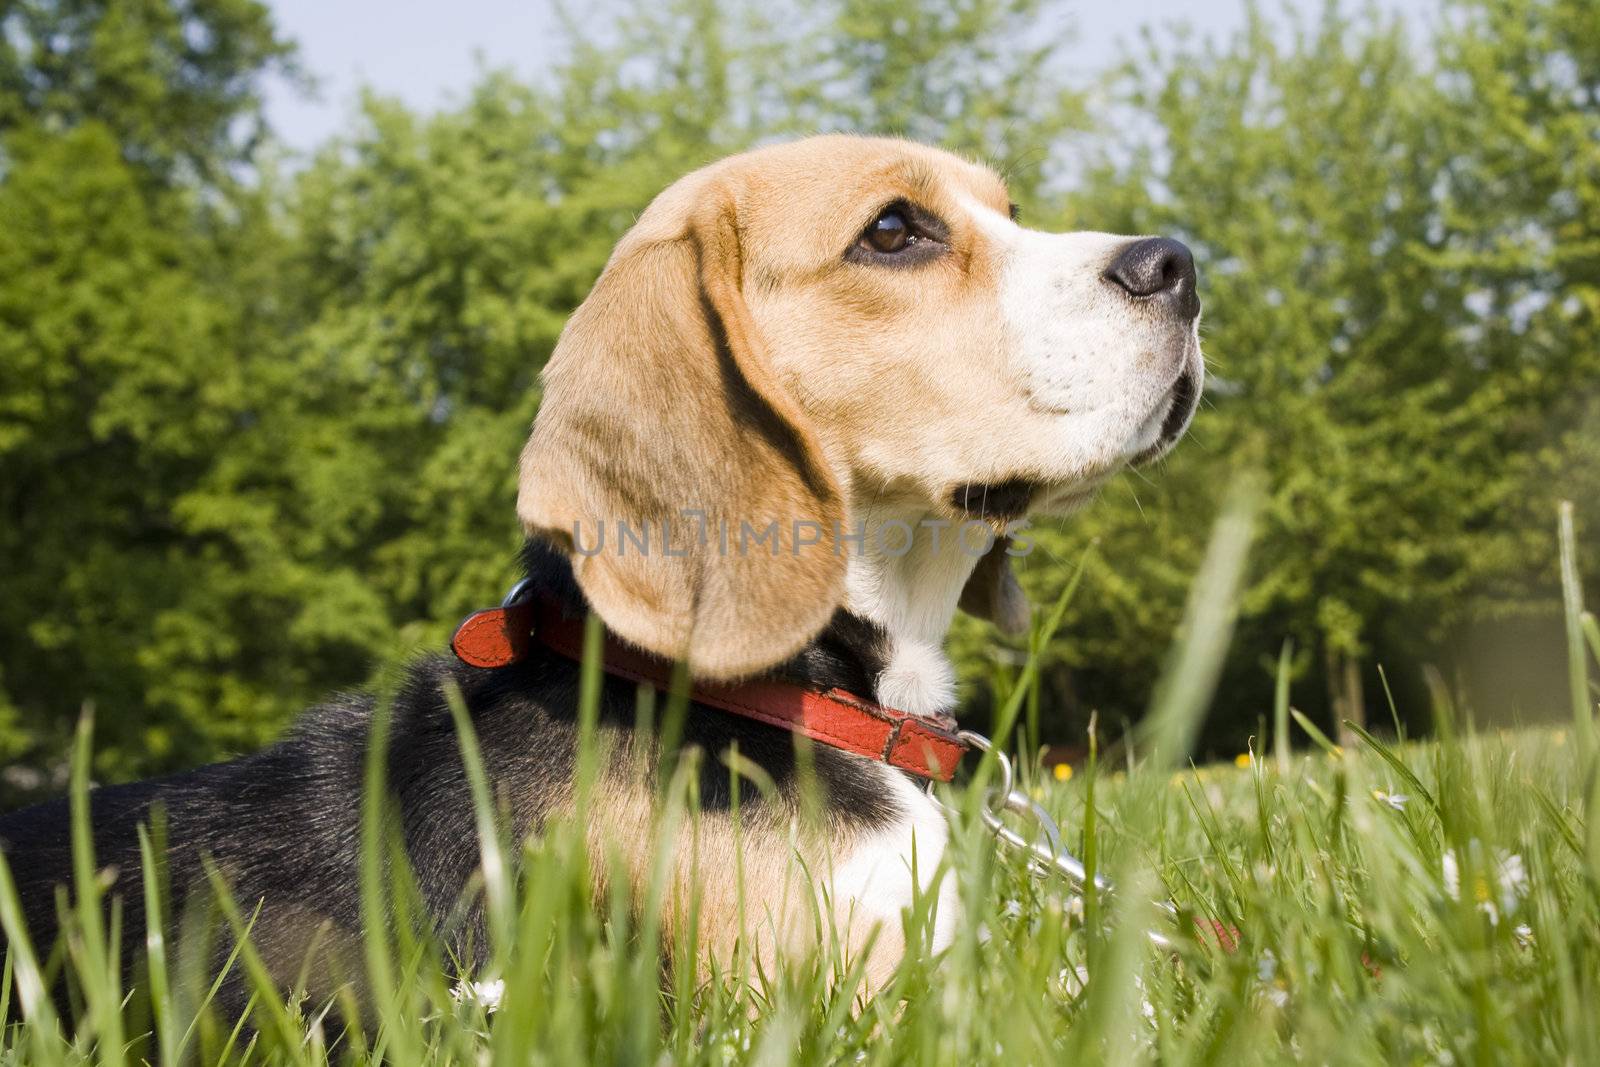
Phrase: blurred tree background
[{"left": 1, "top": 0, "right": 1595, "bottom": 800}]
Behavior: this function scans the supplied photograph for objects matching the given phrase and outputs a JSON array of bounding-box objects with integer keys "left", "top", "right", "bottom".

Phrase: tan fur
[
  {"left": 518, "top": 136, "right": 1025, "bottom": 677},
  {"left": 580, "top": 727, "right": 890, "bottom": 992}
]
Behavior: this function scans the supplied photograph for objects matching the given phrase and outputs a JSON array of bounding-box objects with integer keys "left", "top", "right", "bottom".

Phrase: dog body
[
  {"left": 1, "top": 545, "right": 937, "bottom": 1010},
  {"left": 1, "top": 135, "right": 1201, "bottom": 1009}
]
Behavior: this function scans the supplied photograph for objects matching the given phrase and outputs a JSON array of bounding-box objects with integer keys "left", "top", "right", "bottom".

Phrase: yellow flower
[
  {"left": 1234, "top": 752, "right": 1253, "bottom": 768},
  {"left": 1053, "top": 762, "right": 1073, "bottom": 782}
]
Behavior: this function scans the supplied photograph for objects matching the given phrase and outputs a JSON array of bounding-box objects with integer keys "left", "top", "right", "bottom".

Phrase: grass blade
[
  {"left": 1274, "top": 639, "right": 1293, "bottom": 774},
  {"left": 136, "top": 823, "right": 179, "bottom": 1067},
  {"left": 68, "top": 707, "right": 126, "bottom": 1067},
  {"left": 1142, "top": 480, "right": 1260, "bottom": 770},
  {"left": 1344, "top": 720, "right": 1438, "bottom": 815},
  {"left": 1290, "top": 707, "right": 1340, "bottom": 756},
  {"left": 441, "top": 678, "right": 515, "bottom": 964},
  {"left": 1559, "top": 501, "right": 1595, "bottom": 764},
  {"left": 0, "top": 850, "right": 60, "bottom": 1045}
]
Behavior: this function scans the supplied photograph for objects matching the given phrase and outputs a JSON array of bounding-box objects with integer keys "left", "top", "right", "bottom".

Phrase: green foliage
[
  {"left": 1, "top": 0, "right": 1597, "bottom": 796},
  {"left": 783, "top": 0, "right": 1086, "bottom": 200},
  {"left": 0, "top": 0, "right": 295, "bottom": 778},
  {"left": 0, "top": 0, "right": 294, "bottom": 184},
  {"left": 954, "top": 0, "right": 1600, "bottom": 746},
  {"left": 0, "top": 121, "right": 265, "bottom": 770},
  {"left": 1429, "top": 0, "right": 1600, "bottom": 602}
]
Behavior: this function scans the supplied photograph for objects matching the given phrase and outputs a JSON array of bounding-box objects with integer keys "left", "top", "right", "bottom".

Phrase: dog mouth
[
  {"left": 947, "top": 478, "right": 1106, "bottom": 522},
  {"left": 948, "top": 477, "right": 1038, "bottom": 520},
  {"left": 956, "top": 363, "right": 1201, "bottom": 518},
  {"left": 1130, "top": 368, "right": 1200, "bottom": 467},
  {"left": 1158, "top": 369, "right": 1199, "bottom": 441}
]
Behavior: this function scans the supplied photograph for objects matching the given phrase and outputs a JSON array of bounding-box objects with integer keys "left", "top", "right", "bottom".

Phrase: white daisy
[
  {"left": 1442, "top": 843, "right": 1529, "bottom": 925},
  {"left": 451, "top": 978, "right": 506, "bottom": 1012}
]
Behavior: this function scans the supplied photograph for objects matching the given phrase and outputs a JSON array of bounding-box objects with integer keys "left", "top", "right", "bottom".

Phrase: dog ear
[
  {"left": 517, "top": 177, "right": 847, "bottom": 679},
  {"left": 958, "top": 537, "right": 1031, "bottom": 635}
]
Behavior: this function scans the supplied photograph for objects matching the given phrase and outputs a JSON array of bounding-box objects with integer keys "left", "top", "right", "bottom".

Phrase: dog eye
[
  {"left": 863, "top": 209, "right": 913, "bottom": 254},
  {"left": 847, "top": 203, "right": 947, "bottom": 266}
]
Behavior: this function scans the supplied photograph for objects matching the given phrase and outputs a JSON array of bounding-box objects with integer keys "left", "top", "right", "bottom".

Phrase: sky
[{"left": 262, "top": 0, "right": 1433, "bottom": 154}]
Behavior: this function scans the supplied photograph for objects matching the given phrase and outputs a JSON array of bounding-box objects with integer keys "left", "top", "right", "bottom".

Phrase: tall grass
[{"left": 2, "top": 502, "right": 1597, "bottom": 1065}]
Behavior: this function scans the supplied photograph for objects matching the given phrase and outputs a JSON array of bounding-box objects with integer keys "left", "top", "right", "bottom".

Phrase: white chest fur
[
  {"left": 842, "top": 499, "right": 983, "bottom": 719},
  {"left": 823, "top": 763, "right": 962, "bottom": 989}
]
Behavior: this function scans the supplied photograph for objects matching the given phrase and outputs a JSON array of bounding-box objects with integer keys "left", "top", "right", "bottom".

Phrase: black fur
[
  {"left": 947, "top": 478, "right": 1036, "bottom": 521},
  {"left": 0, "top": 541, "right": 903, "bottom": 1018}
]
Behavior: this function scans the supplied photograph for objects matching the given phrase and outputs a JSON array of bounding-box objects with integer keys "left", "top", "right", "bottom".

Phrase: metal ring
[
  {"left": 501, "top": 577, "right": 536, "bottom": 608},
  {"left": 1003, "top": 789, "right": 1065, "bottom": 858},
  {"left": 921, "top": 728, "right": 1183, "bottom": 951},
  {"left": 923, "top": 728, "right": 1013, "bottom": 811},
  {"left": 956, "top": 730, "right": 1013, "bottom": 812},
  {"left": 918, "top": 731, "right": 1014, "bottom": 824}
]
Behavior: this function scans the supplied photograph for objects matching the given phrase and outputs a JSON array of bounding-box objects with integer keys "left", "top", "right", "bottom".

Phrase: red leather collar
[{"left": 451, "top": 593, "right": 969, "bottom": 782}]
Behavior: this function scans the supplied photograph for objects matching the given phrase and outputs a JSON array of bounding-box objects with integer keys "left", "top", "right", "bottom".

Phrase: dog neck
[
  {"left": 518, "top": 533, "right": 972, "bottom": 722},
  {"left": 840, "top": 497, "right": 981, "bottom": 719}
]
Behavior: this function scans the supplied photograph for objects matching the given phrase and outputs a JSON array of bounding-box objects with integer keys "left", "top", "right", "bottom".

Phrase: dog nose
[{"left": 1105, "top": 237, "right": 1198, "bottom": 317}]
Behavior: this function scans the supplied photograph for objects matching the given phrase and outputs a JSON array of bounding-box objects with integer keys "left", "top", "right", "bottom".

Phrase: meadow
[
  {"left": 3, "top": 504, "right": 1596, "bottom": 1066},
  {"left": 4, "top": 0, "right": 1597, "bottom": 1060}
]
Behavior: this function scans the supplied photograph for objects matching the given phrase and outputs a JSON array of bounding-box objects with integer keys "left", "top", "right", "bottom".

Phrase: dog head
[{"left": 519, "top": 135, "right": 1202, "bottom": 678}]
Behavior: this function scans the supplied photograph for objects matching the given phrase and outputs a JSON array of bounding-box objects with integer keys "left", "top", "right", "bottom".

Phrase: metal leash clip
[{"left": 931, "top": 730, "right": 1179, "bottom": 951}]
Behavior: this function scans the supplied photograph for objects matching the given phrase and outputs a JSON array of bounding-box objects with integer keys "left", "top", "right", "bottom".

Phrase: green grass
[{"left": 3, "top": 503, "right": 1598, "bottom": 1065}]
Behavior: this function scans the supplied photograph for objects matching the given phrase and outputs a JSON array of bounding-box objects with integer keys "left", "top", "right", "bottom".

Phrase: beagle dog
[{"left": 0, "top": 135, "right": 1201, "bottom": 1014}]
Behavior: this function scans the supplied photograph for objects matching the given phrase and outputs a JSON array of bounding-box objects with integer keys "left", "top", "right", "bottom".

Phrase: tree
[
  {"left": 779, "top": 0, "right": 1085, "bottom": 206},
  {"left": 0, "top": 0, "right": 293, "bottom": 793},
  {"left": 1429, "top": 0, "right": 1600, "bottom": 603},
  {"left": 949, "top": 0, "right": 1600, "bottom": 750},
  {"left": 5, "top": 0, "right": 1596, "bottom": 801},
  {"left": 0, "top": 0, "right": 293, "bottom": 184}
]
